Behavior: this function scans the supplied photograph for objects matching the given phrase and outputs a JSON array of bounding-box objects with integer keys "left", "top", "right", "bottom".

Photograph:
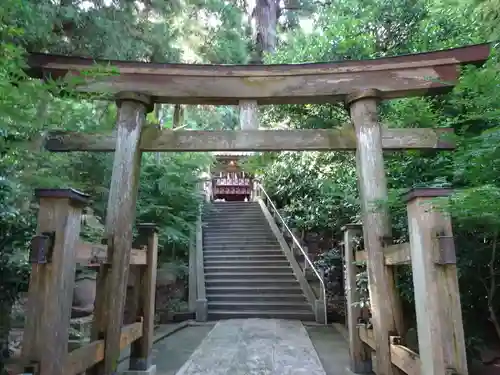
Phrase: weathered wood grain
[
  {"left": 343, "top": 224, "right": 372, "bottom": 373},
  {"left": 390, "top": 344, "right": 420, "bottom": 375},
  {"left": 26, "top": 44, "right": 489, "bottom": 104},
  {"left": 384, "top": 243, "right": 411, "bottom": 265},
  {"left": 355, "top": 250, "right": 368, "bottom": 263},
  {"left": 358, "top": 325, "right": 375, "bottom": 350},
  {"left": 124, "top": 267, "right": 141, "bottom": 325},
  {"left": 405, "top": 188, "right": 468, "bottom": 375},
  {"left": 87, "top": 263, "right": 109, "bottom": 375},
  {"left": 44, "top": 127, "right": 455, "bottom": 152},
  {"left": 349, "top": 91, "right": 405, "bottom": 375},
  {"left": 355, "top": 243, "right": 411, "bottom": 265},
  {"left": 359, "top": 327, "right": 421, "bottom": 375},
  {"left": 22, "top": 189, "right": 88, "bottom": 375},
  {"left": 76, "top": 241, "right": 146, "bottom": 265},
  {"left": 103, "top": 94, "right": 149, "bottom": 375},
  {"left": 129, "top": 224, "right": 158, "bottom": 371},
  {"left": 65, "top": 322, "right": 143, "bottom": 375}
]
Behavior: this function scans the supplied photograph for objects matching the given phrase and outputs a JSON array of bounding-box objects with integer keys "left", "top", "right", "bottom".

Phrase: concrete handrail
[
  {"left": 256, "top": 183, "right": 327, "bottom": 325},
  {"left": 195, "top": 204, "right": 207, "bottom": 321}
]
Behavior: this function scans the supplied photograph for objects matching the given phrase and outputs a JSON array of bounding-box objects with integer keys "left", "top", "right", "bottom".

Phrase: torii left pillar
[{"left": 90, "top": 92, "right": 154, "bottom": 375}]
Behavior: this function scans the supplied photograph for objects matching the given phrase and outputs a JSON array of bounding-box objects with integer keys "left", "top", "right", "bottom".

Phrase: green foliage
[
  {"left": 136, "top": 152, "right": 213, "bottom": 260},
  {"left": 255, "top": 151, "right": 359, "bottom": 235}
]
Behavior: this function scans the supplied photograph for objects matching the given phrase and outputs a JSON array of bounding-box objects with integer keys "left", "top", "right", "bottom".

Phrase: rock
[{"left": 72, "top": 271, "right": 97, "bottom": 318}]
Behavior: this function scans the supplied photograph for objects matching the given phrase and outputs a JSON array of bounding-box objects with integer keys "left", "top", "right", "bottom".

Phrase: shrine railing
[{"left": 255, "top": 183, "right": 327, "bottom": 325}]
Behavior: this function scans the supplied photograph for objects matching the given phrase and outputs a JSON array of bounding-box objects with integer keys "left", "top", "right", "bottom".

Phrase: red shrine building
[{"left": 208, "top": 152, "right": 255, "bottom": 202}]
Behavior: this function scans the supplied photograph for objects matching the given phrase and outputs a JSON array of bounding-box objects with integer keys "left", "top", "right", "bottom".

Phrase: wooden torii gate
[{"left": 22, "top": 43, "right": 489, "bottom": 375}]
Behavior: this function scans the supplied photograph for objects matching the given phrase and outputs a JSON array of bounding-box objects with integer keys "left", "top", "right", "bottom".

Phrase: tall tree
[{"left": 251, "top": 0, "right": 280, "bottom": 62}]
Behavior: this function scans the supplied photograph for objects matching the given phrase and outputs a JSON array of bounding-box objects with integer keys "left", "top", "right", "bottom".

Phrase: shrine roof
[{"left": 26, "top": 43, "right": 490, "bottom": 105}]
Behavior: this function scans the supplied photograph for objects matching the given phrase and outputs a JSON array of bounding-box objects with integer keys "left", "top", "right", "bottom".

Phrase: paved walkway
[{"left": 174, "top": 319, "right": 327, "bottom": 375}]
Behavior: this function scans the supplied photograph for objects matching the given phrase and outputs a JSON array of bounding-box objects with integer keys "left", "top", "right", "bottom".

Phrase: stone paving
[{"left": 174, "top": 319, "right": 327, "bottom": 375}]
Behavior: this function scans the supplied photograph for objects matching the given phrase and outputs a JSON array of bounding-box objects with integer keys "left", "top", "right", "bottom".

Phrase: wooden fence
[
  {"left": 342, "top": 187, "right": 468, "bottom": 375},
  {"left": 16, "top": 188, "right": 158, "bottom": 375}
]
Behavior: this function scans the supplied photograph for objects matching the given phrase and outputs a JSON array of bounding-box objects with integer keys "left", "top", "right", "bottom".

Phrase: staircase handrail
[{"left": 256, "top": 183, "right": 327, "bottom": 325}]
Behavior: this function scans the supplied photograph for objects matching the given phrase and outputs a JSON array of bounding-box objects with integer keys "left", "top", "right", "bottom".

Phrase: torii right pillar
[{"left": 347, "top": 89, "right": 405, "bottom": 375}]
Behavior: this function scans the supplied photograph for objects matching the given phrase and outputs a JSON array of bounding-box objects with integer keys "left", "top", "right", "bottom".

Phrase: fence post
[
  {"left": 21, "top": 188, "right": 89, "bottom": 375},
  {"left": 127, "top": 223, "right": 158, "bottom": 375},
  {"left": 405, "top": 187, "right": 468, "bottom": 375},
  {"left": 188, "top": 228, "right": 197, "bottom": 312},
  {"left": 342, "top": 223, "right": 372, "bottom": 373}
]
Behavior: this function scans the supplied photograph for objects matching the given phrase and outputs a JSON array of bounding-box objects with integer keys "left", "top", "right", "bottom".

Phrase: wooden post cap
[
  {"left": 345, "top": 88, "right": 382, "bottom": 106},
  {"left": 341, "top": 223, "right": 363, "bottom": 231},
  {"left": 137, "top": 223, "right": 159, "bottom": 234},
  {"left": 403, "top": 187, "right": 453, "bottom": 203},
  {"left": 115, "top": 91, "right": 154, "bottom": 113},
  {"left": 34, "top": 188, "right": 90, "bottom": 206}
]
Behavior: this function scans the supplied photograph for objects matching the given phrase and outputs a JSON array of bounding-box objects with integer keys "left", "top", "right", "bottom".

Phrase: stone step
[
  {"left": 204, "top": 232, "right": 275, "bottom": 238},
  {"left": 204, "top": 259, "right": 290, "bottom": 267},
  {"left": 207, "top": 294, "right": 307, "bottom": 302},
  {"left": 204, "top": 210, "right": 263, "bottom": 215},
  {"left": 207, "top": 206, "right": 261, "bottom": 211},
  {"left": 205, "top": 207, "right": 262, "bottom": 212},
  {"left": 206, "top": 286, "right": 304, "bottom": 295},
  {"left": 207, "top": 310, "right": 315, "bottom": 321},
  {"left": 203, "top": 242, "right": 280, "bottom": 248},
  {"left": 203, "top": 227, "right": 273, "bottom": 233},
  {"left": 203, "top": 248, "right": 284, "bottom": 255},
  {"left": 204, "top": 234, "right": 275, "bottom": 240},
  {"left": 204, "top": 237, "right": 277, "bottom": 244},
  {"left": 206, "top": 279, "right": 300, "bottom": 288},
  {"left": 204, "top": 272, "right": 296, "bottom": 280},
  {"left": 204, "top": 254, "right": 287, "bottom": 261},
  {"left": 207, "top": 301, "right": 312, "bottom": 311},
  {"left": 202, "top": 219, "right": 265, "bottom": 225},
  {"left": 204, "top": 266, "right": 293, "bottom": 273},
  {"left": 203, "top": 215, "right": 265, "bottom": 221},
  {"left": 203, "top": 250, "right": 284, "bottom": 257},
  {"left": 202, "top": 225, "right": 272, "bottom": 231},
  {"left": 204, "top": 238, "right": 279, "bottom": 245},
  {"left": 203, "top": 215, "right": 265, "bottom": 219}
]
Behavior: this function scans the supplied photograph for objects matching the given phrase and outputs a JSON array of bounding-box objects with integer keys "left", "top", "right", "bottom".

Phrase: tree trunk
[
  {"left": 173, "top": 104, "right": 184, "bottom": 128},
  {"left": 0, "top": 300, "right": 13, "bottom": 372},
  {"left": 252, "top": 0, "right": 280, "bottom": 62}
]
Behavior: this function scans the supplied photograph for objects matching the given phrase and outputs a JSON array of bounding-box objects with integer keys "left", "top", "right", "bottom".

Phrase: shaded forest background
[{"left": 1, "top": 0, "right": 500, "bottom": 370}]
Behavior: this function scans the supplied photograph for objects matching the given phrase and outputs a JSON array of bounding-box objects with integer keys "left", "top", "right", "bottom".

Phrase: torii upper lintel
[{"left": 26, "top": 43, "right": 490, "bottom": 105}]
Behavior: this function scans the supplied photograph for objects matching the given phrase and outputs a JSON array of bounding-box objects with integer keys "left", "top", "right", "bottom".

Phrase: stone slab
[
  {"left": 306, "top": 326, "right": 355, "bottom": 375},
  {"left": 175, "top": 319, "right": 327, "bottom": 375}
]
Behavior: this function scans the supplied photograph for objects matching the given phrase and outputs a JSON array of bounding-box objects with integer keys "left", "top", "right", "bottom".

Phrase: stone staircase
[{"left": 202, "top": 201, "right": 315, "bottom": 321}]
